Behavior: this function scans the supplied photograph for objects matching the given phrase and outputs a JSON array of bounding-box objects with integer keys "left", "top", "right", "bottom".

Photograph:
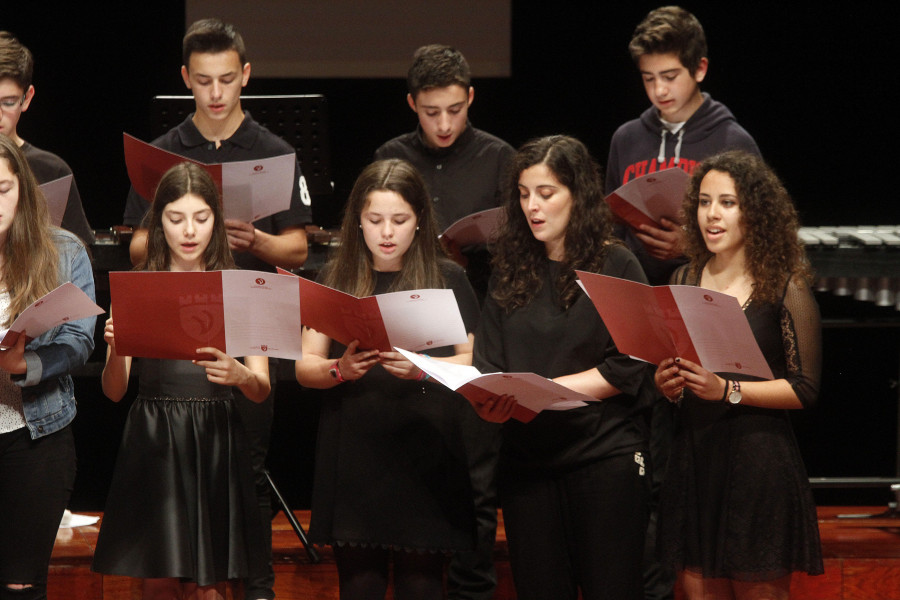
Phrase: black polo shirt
[{"left": 123, "top": 112, "right": 311, "bottom": 272}]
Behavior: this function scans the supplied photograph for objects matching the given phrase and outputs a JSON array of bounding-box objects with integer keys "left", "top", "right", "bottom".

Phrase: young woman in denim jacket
[{"left": 0, "top": 134, "right": 97, "bottom": 600}]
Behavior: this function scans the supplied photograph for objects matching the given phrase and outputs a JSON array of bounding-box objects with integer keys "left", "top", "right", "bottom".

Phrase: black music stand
[
  {"left": 149, "top": 95, "right": 326, "bottom": 563},
  {"left": 266, "top": 470, "right": 320, "bottom": 563}
]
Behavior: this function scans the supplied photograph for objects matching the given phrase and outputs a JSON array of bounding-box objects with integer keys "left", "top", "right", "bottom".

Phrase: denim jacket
[{"left": 14, "top": 228, "right": 97, "bottom": 439}]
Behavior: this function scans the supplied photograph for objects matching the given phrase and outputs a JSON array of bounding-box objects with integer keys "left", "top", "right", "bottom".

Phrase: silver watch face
[{"left": 728, "top": 390, "right": 742, "bottom": 404}]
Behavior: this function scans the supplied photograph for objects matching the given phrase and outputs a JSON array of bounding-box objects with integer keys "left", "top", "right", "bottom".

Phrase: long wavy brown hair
[
  {"left": 681, "top": 150, "right": 812, "bottom": 303},
  {"left": 141, "top": 162, "right": 234, "bottom": 272},
  {"left": 0, "top": 134, "right": 59, "bottom": 327},
  {"left": 322, "top": 159, "right": 448, "bottom": 295},
  {"left": 490, "top": 135, "right": 616, "bottom": 312}
]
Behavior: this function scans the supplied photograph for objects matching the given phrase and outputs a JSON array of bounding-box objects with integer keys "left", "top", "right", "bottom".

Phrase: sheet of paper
[
  {"left": 439, "top": 207, "right": 505, "bottom": 248},
  {"left": 220, "top": 270, "right": 302, "bottom": 359},
  {"left": 298, "top": 278, "right": 467, "bottom": 352},
  {"left": 576, "top": 270, "right": 773, "bottom": 379},
  {"left": 396, "top": 348, "right": 593, "bottom": 423},
  {"left": 668, "top": 286, "right": 773, "bottom": 379},
  {"left": 375, "top": 289, "right": 468, "bottom": 351},
  {"left": 109, "top": 270, "right": 301, "bottom": 360},
  {"left": 123, "top": 133, "right": 294, "bottom": 222},
  {"left": 220, "top": 154, "right": 295, "bottom": 222},
  {"left": 0, "top": 282, "right": 103, "bottom": 348},
  {"left": 604, "top": 168, "right": 689, "bottom": 230},
  {"left": 38, "top": 174, "right": 73, "bottom": 227}
]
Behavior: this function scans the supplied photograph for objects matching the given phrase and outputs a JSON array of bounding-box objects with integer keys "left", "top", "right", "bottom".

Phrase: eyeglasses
[{"left": 0, "top": 95, "right": 25, "bottom": 110}]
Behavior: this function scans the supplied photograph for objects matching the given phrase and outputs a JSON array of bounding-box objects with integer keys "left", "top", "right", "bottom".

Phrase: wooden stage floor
[{"left": 48, "top": 507, "right": 900, "bottom": 599}]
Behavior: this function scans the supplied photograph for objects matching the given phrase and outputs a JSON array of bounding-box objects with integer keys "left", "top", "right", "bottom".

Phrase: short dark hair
[
  {"left": 182, "top": 18, "right": 247, "bottom": 68},
  {"left": 407, "top": 44, "right": 471, "bottom": 99},
  {"left": 628, "top": 6, "right": 707, "bottom": 75},
  {"left": 0, "top": 31, "right": 34, "bottom": 89}
]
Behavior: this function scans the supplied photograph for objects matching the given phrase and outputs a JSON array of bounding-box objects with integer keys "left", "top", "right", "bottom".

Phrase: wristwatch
[{"left": 727, "top": 380, "right": 742, "bottom": 404}]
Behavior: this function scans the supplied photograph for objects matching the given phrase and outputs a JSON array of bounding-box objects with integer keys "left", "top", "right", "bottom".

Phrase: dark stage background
[{"left": 7, "top": 2, "right": 900, "bottom": 510}]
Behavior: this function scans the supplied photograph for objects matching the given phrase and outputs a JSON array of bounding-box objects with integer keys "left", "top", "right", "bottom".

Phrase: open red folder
[
  {"left": 123, "top": 133, "right": 294, "bottom": 222},
  {"left": 604, "top": 168, "right": 689, "bottom": 230},
  {"left": 0, "top": 283, "right": 103, "bottom": 348},
  {"left": 576, "top": 270, "right": 773, "bottom": 379},
  {"left": 294, "top": 276, "right": 469, "bottom": 352},
  {"left": 109, "top": 270, "right": 302, "bottom": 360}
]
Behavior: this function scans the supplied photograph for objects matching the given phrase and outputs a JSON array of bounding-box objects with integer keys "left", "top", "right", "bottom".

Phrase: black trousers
[
  {"left": 500, "top": 451, "right": 650, "bottom": 600},
  {"left": 0, "top": 425, "right": 76, "bottom": 598}
]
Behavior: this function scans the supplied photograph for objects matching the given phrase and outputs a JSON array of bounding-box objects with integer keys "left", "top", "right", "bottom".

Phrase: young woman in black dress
[
  {"left": 653, "top": 150, "right": 823, "bottom": 599},
  {"left": 295, "top": 159, "right": 480, "bottom": 600},
  {"left": 94, "top": 162, "right": 270, "bottom": 600}
]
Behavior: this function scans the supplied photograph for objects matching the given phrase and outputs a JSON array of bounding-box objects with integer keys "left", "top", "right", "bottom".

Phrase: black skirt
[{"left": 92, "top": 359, "right": 267, "bottom": 585}]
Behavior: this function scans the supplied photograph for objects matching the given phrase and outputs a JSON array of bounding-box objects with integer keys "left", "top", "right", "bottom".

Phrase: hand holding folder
[
  {"left": 604, "top": 168, "right": 689, "bottom": 231},
  {"left": 297, "top": 277, "right": 468, "bottom": 352},
  {"left": 395, "top": 348, "right": 594, "bottom": 423},
  {"left": 0, "top": 283, "right": 103, "bottom": 348},
  {"left": 109, "top": 270, "right": 302, "bottom": 360},
  {"left": 576, "top": 270, "right": 773, "bottom": 379},
  {"left": 123, "top": 133, "right": 295, "bottom": 222}
]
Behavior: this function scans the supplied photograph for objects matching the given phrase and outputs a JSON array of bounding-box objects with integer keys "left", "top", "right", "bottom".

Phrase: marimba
[{"left": 800, "top": 225, "right": 900, "bottom": 309}]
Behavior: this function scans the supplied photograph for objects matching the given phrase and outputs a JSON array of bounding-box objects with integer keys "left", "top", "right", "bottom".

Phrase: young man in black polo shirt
[
  {"left": 375, "top": 44, "right": 513, "bottom": 600},
  {"left": 123, "top": 19, "right": 310, "bottom": 600},
  {"left": 0, "top": 31, "right": 94, "bottom": 245}
]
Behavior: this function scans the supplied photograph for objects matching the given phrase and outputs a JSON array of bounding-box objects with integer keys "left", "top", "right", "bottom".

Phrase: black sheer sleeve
[{"left": 780, "top": 278, "right": 822, "bottom": 408}]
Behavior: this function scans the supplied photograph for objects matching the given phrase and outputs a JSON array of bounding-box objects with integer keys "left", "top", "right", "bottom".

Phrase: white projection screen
[{"left": 185, "top": 0, "right": 511, "bottom": 78}]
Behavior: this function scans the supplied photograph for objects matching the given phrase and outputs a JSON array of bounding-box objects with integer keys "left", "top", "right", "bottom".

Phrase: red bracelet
[{"left": 329, "top": 360, "right": 346, "bottom": 383}]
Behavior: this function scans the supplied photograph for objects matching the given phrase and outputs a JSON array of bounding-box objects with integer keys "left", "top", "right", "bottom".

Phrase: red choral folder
[
  {"left": 110, "top": 271, "right": 225, "bottom": 360},
  {"left": 123, "top": 133, "right": 222, "bottom": 201},
  {"left": 296, "top": 276, "right": 392, "bottom": 352},
  {"left": 604, "top": 168, "right": 689, "bottom": 230},
  {"left": 576, "top": 270, "right": 773, "bottom": 379}
]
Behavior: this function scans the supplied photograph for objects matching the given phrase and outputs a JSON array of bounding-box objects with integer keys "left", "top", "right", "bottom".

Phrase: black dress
[
  {"left": 657, "top": 268, "right": 824, "bottom": 581},
  {"left": 92, "top": 359, "right": 268, "bottom": 585},
  {"left": 308, "top": 264, "right": 480, "bottom": 553}
]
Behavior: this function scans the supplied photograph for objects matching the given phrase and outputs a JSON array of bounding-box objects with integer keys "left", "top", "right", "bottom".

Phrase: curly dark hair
[
  {"left": 490, "top": 135, "right": 616, "bottom": 312},
  {"left": 681, "top": 150, "right": 812, "bottom": 303}
]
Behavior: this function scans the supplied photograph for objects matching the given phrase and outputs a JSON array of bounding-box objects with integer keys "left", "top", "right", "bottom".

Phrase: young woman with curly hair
[
  {"left": 470, "top": 135, "right": 656, "bottom": 600},
  {"left": 654, "top": 150, "right": 823, "bottom": 599}
]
